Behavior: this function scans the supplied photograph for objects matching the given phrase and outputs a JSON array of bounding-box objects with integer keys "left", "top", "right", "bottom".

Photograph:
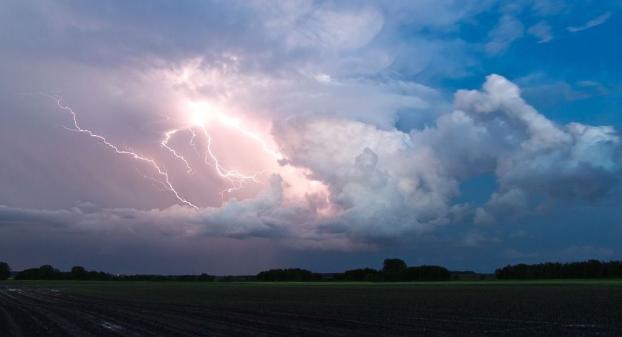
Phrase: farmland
[{"left": 1, "top": 280, "right": 622, "bottom": 336}]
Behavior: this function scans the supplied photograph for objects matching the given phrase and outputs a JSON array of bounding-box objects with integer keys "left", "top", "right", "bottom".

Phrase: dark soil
[{"left": 1, "top": 282, "right": 621, "bottom": 336}]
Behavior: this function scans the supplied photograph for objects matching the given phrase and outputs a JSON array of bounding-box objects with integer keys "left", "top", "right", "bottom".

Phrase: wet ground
[{"left": 1, "top": 282, "right": 621, "bottom": 336}]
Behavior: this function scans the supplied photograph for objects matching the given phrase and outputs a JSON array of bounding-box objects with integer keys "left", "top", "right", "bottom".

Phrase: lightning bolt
[
  {"left": 197, "top": 125, "right": 261, "bottom": 196},
  {"left": 214, "top": 115, "right": 282, "bottom": 160},
  {"left": 186, "top": 104, "right": 281, "bottom": 196},
  {"left": 187, "top": 126, "right": 264, "bottom": 196},
  {"left": 51, "top": 94, "right": 284, "bottom": 207},
  {"left": 189, "top": 128, "right": 200, "bottom": 155},
  {"left": 161, "top": 129, "right": 193, "bottom": 174},
  {"left": 53, "top": 96, "right": 199, "bottom": 209}
]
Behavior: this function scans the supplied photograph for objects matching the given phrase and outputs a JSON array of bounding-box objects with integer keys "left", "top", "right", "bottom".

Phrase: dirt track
[{"left": 1, "top": 284, "right": 622, "bottom": 337}]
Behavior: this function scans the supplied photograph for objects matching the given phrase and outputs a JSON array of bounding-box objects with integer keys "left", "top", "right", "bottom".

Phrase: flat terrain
[{"left": 1, "top": 280, "right": 622, "bottom": 337}]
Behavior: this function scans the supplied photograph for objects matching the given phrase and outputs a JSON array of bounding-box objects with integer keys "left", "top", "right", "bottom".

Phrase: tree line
[
  {"left": 256, "top": 259, "right": 451, "bottom": 282},
  {"left": 256, "top": 268, "right": 322, "bottom": 281},
  {"left": 335, "top": 259, "right": 451, "bottom": 282},
  {"left": 0, "top": 264, "right": 216, "bottom": 282},
  {"left": 0, "top": 259, "right": 450, "bottom": 282},
  {"left": 3, "top": 259, "right": 622, "bottom": 282},
  {"left": 495, "top": 260, "right": 622, "bottom": 279}
]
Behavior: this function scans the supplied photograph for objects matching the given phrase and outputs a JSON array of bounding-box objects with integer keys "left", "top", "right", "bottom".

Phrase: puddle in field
[{"left": 101, "top": 321, "right": 124, "bottom": 332}]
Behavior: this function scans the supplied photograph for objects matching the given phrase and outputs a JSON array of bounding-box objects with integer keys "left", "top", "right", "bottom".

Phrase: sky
[{"left": 1, "top": 0, "right": 621, "bottom": 274}]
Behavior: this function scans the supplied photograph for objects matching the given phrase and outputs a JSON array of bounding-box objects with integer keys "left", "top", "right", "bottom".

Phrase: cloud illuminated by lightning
[
  {"left": 184, "top": 100, "right": 284, "bottom": 196},
  {"left": 197, "top": 125, "right": 261, "bottom": 196},
  {"left": 54, "top": 96, "right": 199, "bottom": 209},
  {"left": 52, "top": 96, "right": 286, "bottom": 207},
  {"left": 188, "top": 101, "right": 283, "bottom": 160}
]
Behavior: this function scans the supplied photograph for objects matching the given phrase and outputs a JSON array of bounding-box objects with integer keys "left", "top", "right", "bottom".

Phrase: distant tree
[
  {"left": 382, "top": 258, "right": 407, "bottom": 281},
  {"left": 15, "top": 265, "right": 62, "bottom": 280},
  {"left": 39, "top": 265, "right": 60, "bottom": 279},
  {"left": 0, "top": 262, "right": 10, "bottom": 280},
  {"left": 256, "top": 268, "right": 321, "bottom": 281},
  {"left": 197, "top": 273, "right": 216, "bottom": 282},
  {"left": 403, "top": 266, "right": 450, "bottom": 281},
  {"left": 341, "top": 268, "right": 382, "bottom": 281},
  {"left": 71, "top": 266, "right": 87, "bottom": 280}
]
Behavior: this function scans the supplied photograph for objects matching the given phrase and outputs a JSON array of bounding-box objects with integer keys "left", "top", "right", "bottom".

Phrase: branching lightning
[
  {"left": 186, "top": 101, "right": 283, "bottom": 195},
  {"left": 198, "top": 125, "right": 261, "bottom": 196},
  {"left": 52, "top": 96, "right": 283, "bottom": 207},
  {"left": 54, "top": 96, "right": 199, "bottom": 209},
  {"left": 161, "top": 129, "right": 193, "bottom": 174}
]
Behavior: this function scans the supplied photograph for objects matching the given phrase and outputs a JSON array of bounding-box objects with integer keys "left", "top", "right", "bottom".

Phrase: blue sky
[
  {"left": 0, "top": 0, "right": 621, "bottom": 274},
  {"left": 458, "top": 2, "right": 622, "bottom": 127}
]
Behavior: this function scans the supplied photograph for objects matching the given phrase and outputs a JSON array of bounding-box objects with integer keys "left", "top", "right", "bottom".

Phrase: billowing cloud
[{"left": 274, "top": 116, "right": 458, "bottom": 240}]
